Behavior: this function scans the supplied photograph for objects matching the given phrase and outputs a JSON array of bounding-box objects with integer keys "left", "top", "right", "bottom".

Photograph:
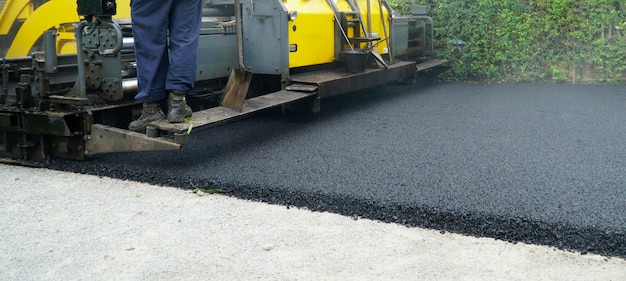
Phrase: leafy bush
[{"left": 392, "top": 0, "right": 626, "bottom": 83}]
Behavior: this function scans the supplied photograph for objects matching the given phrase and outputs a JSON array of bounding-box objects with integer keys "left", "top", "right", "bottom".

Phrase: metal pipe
[
  {"left": 122, "top": 37, "right": 135, "bottom": 51},
  {"left": 234, "top": 0, "right": 245, "bottom": 69},
  {"left": 1, "top": 58, "right": 8, "bottom": 99},
  {"left": 366, "top": 0, "right": 372, "bottom": 40},
  {"left": 43, "top": 30, "right": 57, "bottom": 74},
  {"left": 381, "top": 0, "right": 394, "bottom": 59},
  {"left": 378, "top": 0, "right": 390, "bottom": 59},
  {"left": 122, "top": 78, "right": 138, "bottom": 96},
  {"left": 68, "top": 21, "right": 87, "bottom": 98}
]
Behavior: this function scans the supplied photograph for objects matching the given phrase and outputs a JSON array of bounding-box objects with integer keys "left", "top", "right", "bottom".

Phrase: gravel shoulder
[{"left": 1, "top": 165, "right": 625, "bottom": 280}]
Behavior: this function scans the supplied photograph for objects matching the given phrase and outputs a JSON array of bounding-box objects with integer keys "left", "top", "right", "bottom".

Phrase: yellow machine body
[
  {"left": 286, "top": 0, "right": 335, "bottom": 68},
  {"left": 286, "top": 0, "right": 390, "bottom": 68},
  {"left": 3, "top": 0, "right": 389, "bottom": 66},
  {"left": 0, "top": 0, "right": 130, "bottom": 58}
]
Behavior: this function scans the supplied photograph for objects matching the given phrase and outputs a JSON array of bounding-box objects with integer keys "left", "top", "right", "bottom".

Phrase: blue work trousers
[{"left": 131, "top": 0, "right": 202, "bottom": 103}]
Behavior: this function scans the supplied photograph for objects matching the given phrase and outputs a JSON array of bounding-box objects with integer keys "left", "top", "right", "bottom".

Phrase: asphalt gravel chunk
[{"left": 50, "top": 82, "right": 626, "bottom": 258}]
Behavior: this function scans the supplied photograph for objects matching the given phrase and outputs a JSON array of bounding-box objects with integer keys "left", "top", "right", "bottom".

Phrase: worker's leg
[
  {"left": 129, "top": 0, "right": 173, "bottom": 131},
  {"left": 131, "top": 0, "right": 173, "bottom": 103},
  {"left": 166, "top": 0, "right": 202, "bottom": 93},
  {"left": 165, "top": 0, "right": 201, "bottom": 122}
]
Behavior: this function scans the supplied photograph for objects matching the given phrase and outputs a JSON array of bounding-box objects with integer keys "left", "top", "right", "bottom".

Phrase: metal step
[
  {"left": 151, "top": 90, "right": 314, "bottom": 134},
  {"left": 415, "top": 59, "right": 448, "bottom": 72}
]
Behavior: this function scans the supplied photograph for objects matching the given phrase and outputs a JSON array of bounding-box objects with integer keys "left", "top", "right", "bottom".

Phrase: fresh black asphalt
[{"left": 50, "top": 82, "right": 626, "bottom": 258}]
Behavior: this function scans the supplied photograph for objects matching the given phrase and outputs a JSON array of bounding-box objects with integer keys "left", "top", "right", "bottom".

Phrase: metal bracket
[{"left": 84, "top": 124, "right": 181, "bottom": 156}]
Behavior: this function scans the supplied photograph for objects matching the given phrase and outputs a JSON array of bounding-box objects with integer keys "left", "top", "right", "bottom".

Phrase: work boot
[
  {"left": 167, "top": 91, "right": 193, "bottom": 123},
  {"left": 128, "top": 102, "right": 166, "bottom": 132}
]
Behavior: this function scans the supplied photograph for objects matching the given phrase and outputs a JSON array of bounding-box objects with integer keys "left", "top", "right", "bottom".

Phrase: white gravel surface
[{"left": 1, "top": 165, "right": 625, "bottom": 280}]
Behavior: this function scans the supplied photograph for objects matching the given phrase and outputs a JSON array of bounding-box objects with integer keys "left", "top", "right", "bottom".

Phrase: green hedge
[{"left": 392, "top": 0, "right": 626, "bottom": 83}]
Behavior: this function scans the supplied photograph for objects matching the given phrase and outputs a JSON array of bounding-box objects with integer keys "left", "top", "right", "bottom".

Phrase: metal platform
[
  {"left": 152, "top": 90, "right": 314, "bottom": 134},
  {"left": 153, "top": 59, "right": 446, "bottom": 135},
  {"left": 290, "top": 60, "right": 417, "bottom": 97},
  {"left": 415, "top": 59, "right": 448, "bottom": 72}
]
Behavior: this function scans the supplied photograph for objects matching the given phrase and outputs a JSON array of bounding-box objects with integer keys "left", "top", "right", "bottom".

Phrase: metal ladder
[{"left": 340, "top": 0, "right": 379, "bottom": 51}]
